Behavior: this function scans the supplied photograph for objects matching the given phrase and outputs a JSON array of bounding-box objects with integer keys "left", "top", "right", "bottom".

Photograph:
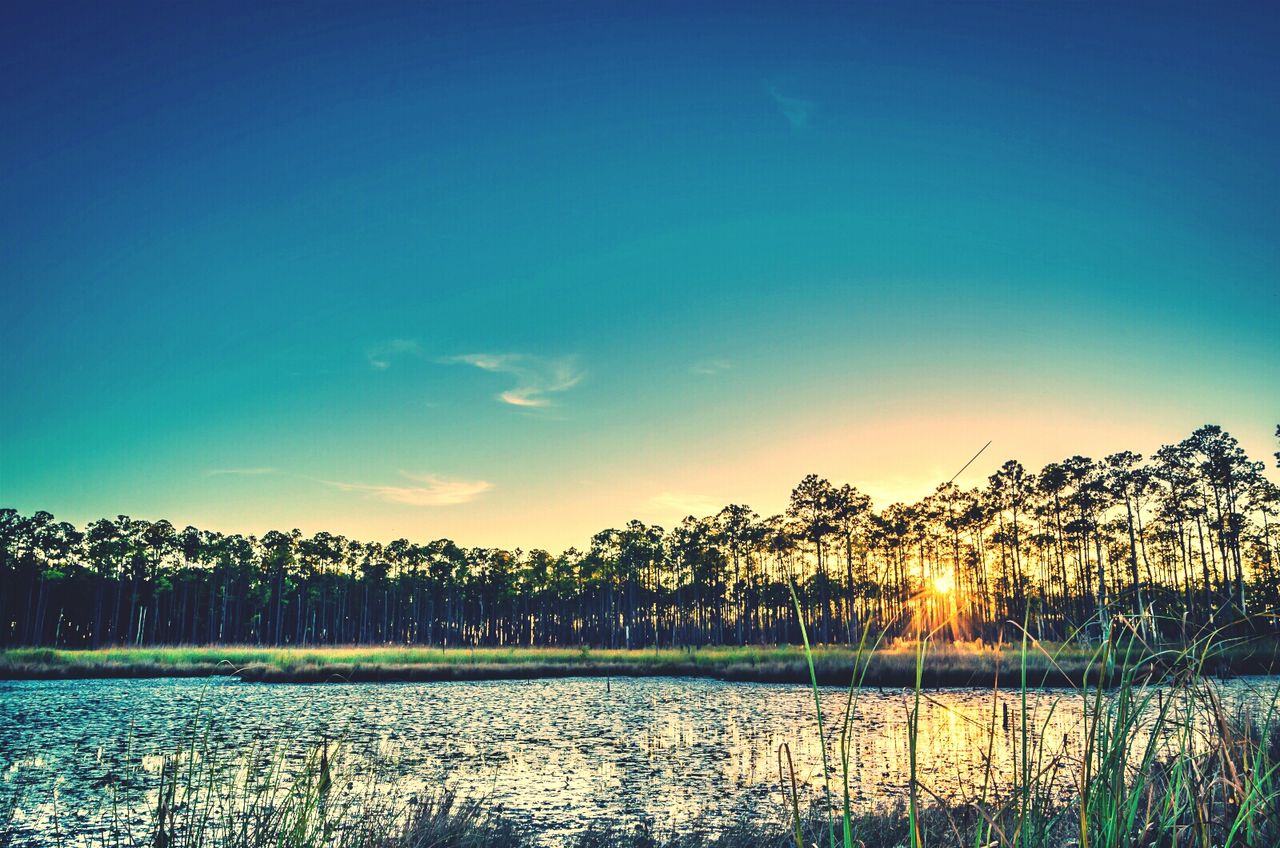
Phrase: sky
[{"left": 1, "top": 1, "right": 1277, "bottom": 551}]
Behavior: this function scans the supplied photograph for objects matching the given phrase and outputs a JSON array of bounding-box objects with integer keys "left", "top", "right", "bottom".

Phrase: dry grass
[{"left": 6, "top": 639, "right": 1278, "bottom": 686}]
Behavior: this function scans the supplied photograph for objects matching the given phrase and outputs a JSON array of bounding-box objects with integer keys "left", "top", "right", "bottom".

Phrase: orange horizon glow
[{"left": 5, "top": 411, "right": 1276, "bottom": 554}]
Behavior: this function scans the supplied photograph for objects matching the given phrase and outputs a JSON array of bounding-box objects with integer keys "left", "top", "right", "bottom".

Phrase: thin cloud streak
[
  {"left": 324, "top": 472, "right": 493, "bottom": 506},
  {"left": 445, "top": 353, "right": 582, "bottom": 408},
  {"left": 367, "top": 339, "right": 422, "bottom": 370},
  {"left": 770, "top": 87, "right": 816, "bottom": 129},
  {"left": 690, "top": 358, "right": 732, "bottom": 376}
]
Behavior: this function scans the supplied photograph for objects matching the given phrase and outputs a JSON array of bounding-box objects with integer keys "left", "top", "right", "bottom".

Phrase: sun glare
[{"left": 933, "top": 573, "right": 955, "bottom": 595}]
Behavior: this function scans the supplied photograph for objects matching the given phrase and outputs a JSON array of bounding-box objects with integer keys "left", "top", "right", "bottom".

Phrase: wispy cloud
[
  {"left": 444, "top": 353, "right": 583, "bottom": 408},
  {"left": 770, "top": 87, "right": 816, "bottom": 129},
  {"left": 324, "top": 472, "right": 493, "bottom": 506},
  {"left": 651, "top": 492, "right": 721, "bottom": 517},
  {"left": 690, "top": 358, "right": 732, "bottom": 376},
  {"left": 207, "top": 467, "right": 277, "bottom": 477},
  {"left": 367, "top": 339, "right": 422, "bottom": 370}
]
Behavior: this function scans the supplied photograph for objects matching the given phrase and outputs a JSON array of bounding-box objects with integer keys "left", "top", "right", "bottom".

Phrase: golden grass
[{"left": 5, "top": 639, "right": 1277, "bottom": 686}]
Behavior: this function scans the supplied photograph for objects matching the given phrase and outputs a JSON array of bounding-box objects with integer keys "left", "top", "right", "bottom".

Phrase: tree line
[{"left": 3, "top": 424, "right": 1278, "bottom": 649}]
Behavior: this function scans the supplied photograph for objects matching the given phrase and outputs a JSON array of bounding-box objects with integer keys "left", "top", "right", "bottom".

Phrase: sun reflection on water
[{"left": 1, "top": 675, "right": 1278, "bottom": 845}]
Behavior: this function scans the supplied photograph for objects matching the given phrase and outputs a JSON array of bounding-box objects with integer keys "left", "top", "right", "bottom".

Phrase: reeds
[
  {"left": 785, "top": 605, "right": 1280, "bottom": 848},
  {"left": 4, "top": 620, "right": 1280, "bottom": 847},
  {"left": 59, "top": 721, "right": 522, "bottom": 848}
]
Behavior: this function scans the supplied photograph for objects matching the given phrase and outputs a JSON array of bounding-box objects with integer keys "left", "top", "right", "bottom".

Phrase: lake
[{"left": 3, "top": 675, "right": 1279, "bottom": 845}]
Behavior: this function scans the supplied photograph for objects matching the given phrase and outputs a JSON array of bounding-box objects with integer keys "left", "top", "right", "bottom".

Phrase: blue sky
[{"left": 2, "top": 1, "right": 1277, "bottom": 550}]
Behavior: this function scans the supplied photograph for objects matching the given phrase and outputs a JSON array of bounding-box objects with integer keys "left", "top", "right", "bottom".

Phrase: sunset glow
[{"left": 0, "top": 4, "right": 1275, "bottom": 551}]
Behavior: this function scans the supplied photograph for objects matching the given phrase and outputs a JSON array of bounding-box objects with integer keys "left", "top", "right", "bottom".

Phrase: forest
[{"left": 3, "top": 425, "right": 1278, "bottom": 650}]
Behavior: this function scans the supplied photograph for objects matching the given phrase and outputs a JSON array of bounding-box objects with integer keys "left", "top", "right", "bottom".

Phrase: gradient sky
[{"left": 2, "top": 1, "right": 1277, "bottom": 551}]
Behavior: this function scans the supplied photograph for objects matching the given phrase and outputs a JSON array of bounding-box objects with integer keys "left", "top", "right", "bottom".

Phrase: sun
[{"left": 933, "top": 573, "right": 955, "bottom": 595}]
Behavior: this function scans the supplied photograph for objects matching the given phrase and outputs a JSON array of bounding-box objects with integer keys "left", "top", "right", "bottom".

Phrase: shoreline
[{"left": 4, "top": 641, "right": 1280, "bottom": 687}]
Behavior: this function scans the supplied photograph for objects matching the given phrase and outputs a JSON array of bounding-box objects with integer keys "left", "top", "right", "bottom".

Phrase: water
[{"left": 3, "top": 675, "right": 1279, "bottom": 844}]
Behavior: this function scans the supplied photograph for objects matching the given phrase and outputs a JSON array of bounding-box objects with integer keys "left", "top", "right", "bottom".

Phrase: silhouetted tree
[{"left": 2, "top": 425, "right": 1277, "bottom": 648}]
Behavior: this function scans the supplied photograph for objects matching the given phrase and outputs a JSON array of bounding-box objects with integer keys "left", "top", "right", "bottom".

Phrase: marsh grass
[
  {"left": 5, "top": 622, "right": 1280, "bottom": 847},
  {"left": 35, "top": 715, "right": 523, "bottom": 848},
  {"left": 7, "top": 639, "right": 1280, "bottom": 686},
  {"left": 784, "top": 601, "right": 1280, "bottom": 848}
]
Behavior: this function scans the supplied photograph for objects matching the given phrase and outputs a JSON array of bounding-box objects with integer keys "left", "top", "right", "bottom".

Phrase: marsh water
[{"left": 3, "top": 676, "right": 1279, "bottom": 844}]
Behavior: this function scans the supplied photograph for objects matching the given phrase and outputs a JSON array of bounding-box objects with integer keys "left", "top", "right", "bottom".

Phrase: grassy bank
[{"left": 4, "top": 639, "right": 1280, "bottom": 686}]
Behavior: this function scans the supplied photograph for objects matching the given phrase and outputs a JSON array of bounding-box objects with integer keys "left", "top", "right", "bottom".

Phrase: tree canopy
[{"left": 3, "top": 425, "right": 1278, "bottom": 648}]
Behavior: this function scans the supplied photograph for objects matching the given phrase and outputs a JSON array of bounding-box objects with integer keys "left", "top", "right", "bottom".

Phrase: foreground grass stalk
[
  {"left": 7, "top": 616, "right": 1280, "bottom": 847},
  {"left": 909, "top": 634, "right": 925, "bottom": 848},
  {"left": 788, "top": 580, "right": 838, "bottom": 848},
  {"left": 837, "top": 622, "right": 891, "bottom": 848}
]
